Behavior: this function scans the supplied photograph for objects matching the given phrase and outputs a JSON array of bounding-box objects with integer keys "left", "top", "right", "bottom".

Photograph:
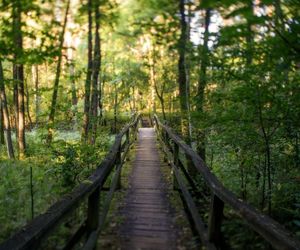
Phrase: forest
[{"left": 0, "top": 0, "right": 299, "bottom": 249}]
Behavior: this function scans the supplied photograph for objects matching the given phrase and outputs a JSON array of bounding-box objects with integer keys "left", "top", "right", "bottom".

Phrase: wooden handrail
[
  {"left": 0, "top": 114, "right": 140, "bottom": 250},
  {"left": 154, "top": 114, "right": 300, "bottom": 250}
]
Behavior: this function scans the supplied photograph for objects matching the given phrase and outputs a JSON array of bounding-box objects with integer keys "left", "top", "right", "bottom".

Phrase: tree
[
  {"left": 196, "top": 8, "right": 211, "bottom": 161},
  {"left": 178, "top": 0, "right": 190, "bottom": 142},
  {"left": 0, "top": 60, "right": 15, "bottom": 159},
  {"left": 12, "top": 0, "right": 26, "bottom": 158},
  {"left": 89, "top": 0, "right": 101, "bottom": 144},
  {"left": 82, "top": 0, "right": 93, "bottom": 142},
  {"left": 47, "top": 0, "right": 71, "bottom": 143}
]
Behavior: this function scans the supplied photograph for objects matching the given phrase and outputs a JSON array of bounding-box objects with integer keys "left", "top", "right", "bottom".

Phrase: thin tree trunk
[
  {"left": 47, "top": 0, "right": 71, "bottom": 143},
  {"left": 257, "top": 85, "right": 272, "bottom": 215},
  {"left": 178, "top": 0, "right": 189, "bottom": 141},
  {"left": 70, "top": 61, "right": 78, "bottom": 129},
  {"left": 82, "top": 0, "right": 93, "bottom": 142},
  {"left": 25, "top": 78, "right": 33, "bottom": 131},
  {"left": 196, "top": 8, "right": 211, "bottom": 161},
  {"left": 186, "top": 0, "right": 192, "bottom": 144},
  {"left": 13, "top": 0, "right": 26, "bottom": 158},
  {"left": 0, "top": 103, "right": 4, "bottom": 145},
  {"left": 246, "top": 1, "right": 254, "bottom": 65},
  {"left": 13, "top": 78, "right": 18, "bottom": 139},
  {"left": 113, "top": 83, "right": 117, "bottom": 134},
  {"left": 100, "top": 80, "right": 106, "bottom": 125},
  {"left": 0, "top": 60, "right": 15, "bottom": 159},
  {"left": 99, "top": 87, "right": 103, "bottom": 120},
  {"left": 153, "top": 79, "right": 166, "bottom": 121},
  {"left": 133, "top": 86, "right": 136, "bottom": 111},
  {"left": 90, "top": 0, "right": 101, "bottom": 144},
  {"left": 149, "top": 45, "right": 156, "bottom": 113},
  {"left": 99, "top": 68, "right": 103, "bottom": 121},
  {"left": 32, "top": 65, "right": 40, "bottom": 126}
]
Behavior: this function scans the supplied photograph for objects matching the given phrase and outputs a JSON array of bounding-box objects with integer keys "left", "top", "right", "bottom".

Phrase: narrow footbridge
[{"left": 0, "top": 114, "right": 299, "bottom": 250}]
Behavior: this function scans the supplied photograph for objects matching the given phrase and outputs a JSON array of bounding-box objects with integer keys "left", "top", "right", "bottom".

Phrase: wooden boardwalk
[{"left": 119, "top": 128, "right": 178, "bottom": 249}]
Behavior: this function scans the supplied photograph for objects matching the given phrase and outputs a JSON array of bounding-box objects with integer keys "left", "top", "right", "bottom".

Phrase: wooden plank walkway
[{"left": 119, "top": 127, "right": 178, "bottom": 249}]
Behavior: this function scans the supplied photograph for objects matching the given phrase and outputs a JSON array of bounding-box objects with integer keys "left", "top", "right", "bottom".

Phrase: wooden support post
[
  {"left": 116, "top": 146, "right": 122, "bottom": 190},
  {"left": 164, "top": 131, "right": 171, "bottom": 151},
  {"left": 208, "top": 194, "right": 224, "bottom": 246},
  {"left": 125, "top": 129, "right": 130, "bottom": 160},
  {"left": 173, "top": 143, "right": 179, "bottom": 165},
  {"left": 126, "top": 129, "right": 130, "bottom": 145},
  {"left": 87, "top": 187, "right": 100, "bottom": 234},
  {"left": 186, "top": 154, "right": 196, "bottom": 176},
  {"left": 134, "top": 123, "right": 138, "bottom": 141},
  {"left": 173, "top": 143, "right": 179, "bottom": 190}
]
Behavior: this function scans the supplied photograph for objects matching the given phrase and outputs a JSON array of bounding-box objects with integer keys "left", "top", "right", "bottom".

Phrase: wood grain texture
[{"left": 119, "top": 128, "right": 178, "bottom": 250}]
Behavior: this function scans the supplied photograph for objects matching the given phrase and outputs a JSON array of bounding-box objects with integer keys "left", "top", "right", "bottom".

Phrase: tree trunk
[
  {"left": 178, "top": 0, "right": 189, "bottom": 142},
  {"left": 13, "top": 78, "right": 18, "bottom": 139},
  {"left": 100, "top": 80, "right": 106, "bottom": 125},
  {"left": 13, "top": 0, "right": 26, "bottom": 158},
  {"left": 196, "top": 8, "right": 211, "bottom": 161},
  {"left": 47, "top": 0, "right": 71, "bottom": 143},
  {"left": 99, "top": 67, "right": 103, "bottom": 121},
  {"left": 0, "top": 103, "right": 4, "bottom": 145},
  {"left": 0, "top": 60, "right": 15, "bottom": 159},
  {"left": 257, "top": 85, "right": 272, "bottom": 215},
  {"left": 32, "top": 65, "right": 40, "bottom": 126},
  {"left": 148, "top": 45, "right": 156, "bottom": 113},
  {"left": 90, "top": 0, "right": 101, "bottom": 145},
  {"left": 82, "top": 0, "right": 93, "bottom": 142},
  {"left": 113, "top": 83, "right": 118, "bottom": 134},
  {"left": 133, "top": 86, "right": 136, "bottom": 111},
  {"left": 246, "top": 1, "right": 254, "bottom": 65},
  {"left": 70, "top": 61, "right": 78, "bottom": 129},
  {"left": 153, "top": 75, "right": 166, "bottom": 121},
  {"left": 25, "top": 78, "right": 33, "bottom": 131},
  {"left": 186, "top": 0, "right": 192, "bottom": 144}
]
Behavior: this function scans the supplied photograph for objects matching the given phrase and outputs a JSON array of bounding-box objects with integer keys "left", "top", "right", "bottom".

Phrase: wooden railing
[
  {"left": 0, "top": 114, "right": 140, "bottom": 250},
  {"left": 154, "top": 115, "right": 300, "bottom": 250}
]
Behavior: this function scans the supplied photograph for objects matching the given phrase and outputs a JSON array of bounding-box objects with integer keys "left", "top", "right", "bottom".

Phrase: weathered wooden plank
[{"left": 119, "top": 128, "right": 178, "bottom": 249}]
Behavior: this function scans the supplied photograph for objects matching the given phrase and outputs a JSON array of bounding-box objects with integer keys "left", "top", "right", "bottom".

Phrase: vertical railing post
[
  {"left": 173, "top": 143, "right": 179, "bottom": 190},
  {"left": 116, "top": 144, "right": 122, "bottom": 190},
  {"left": 87, "top": 187, "right": 100, "bottom": 234},
  {"left": 164, "top": 131, "right": 170, "bottom": 150},
  {"left": 208, "top": 194, "right": 224, "bottom": 246},
  {"left": 134, "top": 121, "right": 138, "bottom": 141},
  {"left": 126, "top": 128, "right": 130, "bottom": 146},
  {"left": 186, "top": 154, "right": 196, "bottom": 176},
  {"left": 124, "top": 128, "right": 130, "bottom": 162}
]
